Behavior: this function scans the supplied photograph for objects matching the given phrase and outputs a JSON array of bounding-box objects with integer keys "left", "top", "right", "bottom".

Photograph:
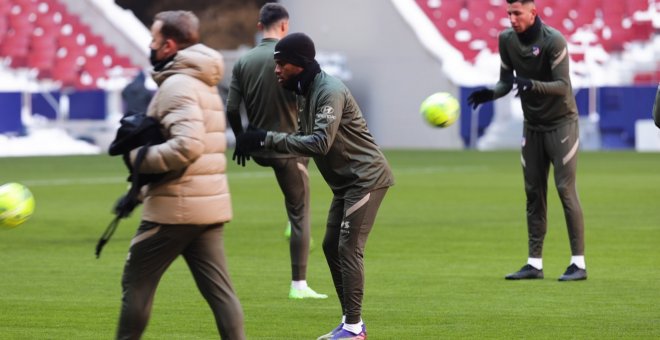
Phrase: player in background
[
  {"left": 467, "top": 0, "right": 587, "bottom": 281},
  {"left": 226, "top": 3, "right": 326, "bottom": 299},
  {"left": 234, "top": 32, "right": 394, "bottom": 340}
]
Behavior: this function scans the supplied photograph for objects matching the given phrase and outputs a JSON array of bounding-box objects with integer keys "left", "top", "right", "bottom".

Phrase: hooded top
[{"left": 132, "top": 44, "right": 232, "bottom": 225}]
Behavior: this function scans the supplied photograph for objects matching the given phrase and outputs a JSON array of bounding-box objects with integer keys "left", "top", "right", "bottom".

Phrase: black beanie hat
[{"left": 274, "top": 32, "right": 316, "bottom": 67}]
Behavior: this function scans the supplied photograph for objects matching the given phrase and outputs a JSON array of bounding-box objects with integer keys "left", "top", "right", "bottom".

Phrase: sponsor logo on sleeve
[{"left": 316, "top": 106, "right": 336, "bottom": 123}]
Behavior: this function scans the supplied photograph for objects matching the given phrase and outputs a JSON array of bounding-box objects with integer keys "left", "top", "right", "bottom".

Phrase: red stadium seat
[
  {"left": 0, "top": 0, "right": 137, "bottom": 88},
  {"left": 414, "top": 0, "right": 658, "bottom": 65},
  {"left": 633, "top": 71, "right": 656, "bottom": 85},
  {"left": 627, "top": 0, "right": 649, "bottom": 14},
  {"left": 51, "top": 57, "right": 80, "bottom": 87}
]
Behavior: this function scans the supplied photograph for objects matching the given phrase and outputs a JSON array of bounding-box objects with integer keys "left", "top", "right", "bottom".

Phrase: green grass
[{"left": 0, "top": 150, "right": 658, "bottom": 339}]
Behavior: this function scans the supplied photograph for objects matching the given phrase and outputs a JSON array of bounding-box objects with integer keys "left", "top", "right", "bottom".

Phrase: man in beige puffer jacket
[{"left": 115, "top": 11, "right": 245, "bottom": 340}]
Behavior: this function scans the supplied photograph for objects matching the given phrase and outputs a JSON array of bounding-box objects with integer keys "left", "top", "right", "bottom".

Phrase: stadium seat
[
  {"left": 629, "top": 20, "right": 653, "bottom": 42},
  {"left": 414, "top": 0, "right": 658, "bottom": 64},
  {"left": 51, "top": 54, "right": 80, "bottom": 87},
  {"left": 0, "top": 0, "right": 136, "bottom": 87},
  {"left": 1, "top": 33, "right": 30, "bottom": 66},
  {"left": 0, "top": 1, "right": 12, "bottom": 15},
  {"left": 632, "top": 72, "right": 656, "bottom": 85},
  {"left": 0, "top": 16, "right": 7, "bottom": 45},
  {"left": 627, "top": 0, "right": 649, "bottom": 14},
  {"left": 572, "top": 2, "right": 597, "bottom": 28}
]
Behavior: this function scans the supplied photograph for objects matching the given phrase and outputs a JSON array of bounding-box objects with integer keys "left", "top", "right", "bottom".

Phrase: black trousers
[
  {"left": 522, "top": 120, "right": 585, "bottom": 258},
  {"left": 116, "top": 221, "right": 245, "bottom": 340},
  {"left": 322, "top": 187, "right": 388, "bottom": 325},
  {"left": 253, "top": 156, "right": 311, "bottom": 281}
]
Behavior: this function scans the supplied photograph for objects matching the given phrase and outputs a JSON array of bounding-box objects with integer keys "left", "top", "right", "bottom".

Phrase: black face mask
[
  {"left": 150, "top": 48, "right": 176, "bottom": 72},
  {"left": 280, "top": 60, "right": 322, "bottom": 95},
  {"left": 149, "top": 48, "right": 160, "bottom": 67}
]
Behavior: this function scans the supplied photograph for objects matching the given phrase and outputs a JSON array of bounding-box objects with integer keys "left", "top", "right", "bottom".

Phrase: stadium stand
[
  {"left": 2, "top": 0, "right": 659, "bottom": 152},
  {"left": 409, "top": 0, "right": 660, "bottom": 150},
  {"left": 416, "top": 0, "right": 657, "bottom": 67},
  {"left": 0, "top": 0, "right": 138, "bottom": 89},
  {"left": 415, "top": 0, "right": 655, "bottom": 64},
  {"left": 0, "top": 0, "right": 151, "bottom": 150}
]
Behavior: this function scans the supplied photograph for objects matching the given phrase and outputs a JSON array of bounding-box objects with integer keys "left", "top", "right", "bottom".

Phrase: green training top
[
  {"left": 265, "top": 71, "right": 394, "bottom": 196},
  {"left": 226, "top": 38, "right": 298, "bottom": 158},
  {"left": 493, "top": 19, "right": 579, "bottom": 131}
]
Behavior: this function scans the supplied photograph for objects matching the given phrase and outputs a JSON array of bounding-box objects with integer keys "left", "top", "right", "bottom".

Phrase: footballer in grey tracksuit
[
  {"left": 226, "top": 36, "right": 314, "bottom": 284},
  {"left": 265, "top": 60, "right": 394, "bottom": 326},
  {"left": 492, "top": 16, "right": 585, "bottom": 260}
]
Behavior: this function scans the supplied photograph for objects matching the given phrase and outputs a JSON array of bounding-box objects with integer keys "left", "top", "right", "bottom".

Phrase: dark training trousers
[
  {"left": 521, "top": 120, "right": 585, "bottom": 258},
  {"left": 116, "top": 221, "right": 245, "bottom": 340},
  {"left": 322, "top": 187, "right": 388, "bottom": 325},
  {"left": 253, "top": 156, "right": 311, "bottom": 281}
]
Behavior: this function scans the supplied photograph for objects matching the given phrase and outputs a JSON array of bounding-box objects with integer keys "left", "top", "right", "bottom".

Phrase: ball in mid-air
[
  {"left": 420, "top": 92, "right": 460, "bottom": 128},
  {"left": 0, "top": 182, "right": 35, "bottom": 229}
]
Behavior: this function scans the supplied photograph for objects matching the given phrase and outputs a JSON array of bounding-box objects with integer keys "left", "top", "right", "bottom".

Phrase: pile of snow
[{"left": 0, "top": 128, "right": 101, "bottom": 157}]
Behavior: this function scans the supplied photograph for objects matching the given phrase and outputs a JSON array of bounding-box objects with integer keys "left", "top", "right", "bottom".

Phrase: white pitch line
[
  {"left": 394, "top": 165, "right": 487, "bottom": 174},
  {"left": 20, "top": 177, "right": 126, "bottom": 186},
  {"left": 14, "top": 166, "right": 487, "bottom": 187},
  {"left": 17, "top": 171, "right": 275, "bottom": 187}
]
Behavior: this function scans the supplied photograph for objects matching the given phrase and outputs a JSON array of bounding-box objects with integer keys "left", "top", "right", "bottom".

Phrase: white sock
[
  {"left": 341, "top": 315, "right": 346, "bottom": 324},
  {"left": 571, "top": 256, "right": 586, "bottom": 269},
  {"left": 343, "top": 320, "right": 363, "bottom": 334},
  {"left": 292, "top": 280, "right": 308, "bottom": 290},
  {"left": 527, "top": 257, "right": 543, "bottom": 270}
]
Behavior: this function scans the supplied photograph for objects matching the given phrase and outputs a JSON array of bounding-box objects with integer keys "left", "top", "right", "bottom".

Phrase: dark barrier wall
[
  {"left": 459, "top": 85, "right": 657, "bottom": 149},
  {"left": 1, "top": 90, "right": 108, "bottom": 136},
  {"left": 32, "top": 92, "right": 61, "bottom": 120},
  {"left": 0, "top": 92, "right": 23, "bottom": 135},
  {"left": 459, "top": 87, "right": 495, "bottom": 147},
  {"left": 68, "top": 90, "right": 107, "bottom": 120},
  {"left": 1, "top": 86, "right": 657, "bottom": 149},
  {"left": 598, "top": 86, "right": 655, "bottom": 149}
]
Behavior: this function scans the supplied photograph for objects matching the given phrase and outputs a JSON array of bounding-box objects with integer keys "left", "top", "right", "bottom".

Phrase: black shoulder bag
[{"left": 95, "top": 113, "right": 166, "bottom": 258}]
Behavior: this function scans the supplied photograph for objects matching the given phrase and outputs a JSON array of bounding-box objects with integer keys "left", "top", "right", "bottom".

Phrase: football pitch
[{"left": 0, "top": 150, "right": 658, "bottom": 339}]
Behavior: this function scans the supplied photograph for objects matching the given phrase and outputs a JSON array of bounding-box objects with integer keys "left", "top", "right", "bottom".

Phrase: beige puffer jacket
[{"left": 134, "top": 44, "right": 232, "bottom": 225}]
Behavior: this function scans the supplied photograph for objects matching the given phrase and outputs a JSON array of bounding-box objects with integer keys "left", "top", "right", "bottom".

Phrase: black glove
[
  {"left": 232, "top": 140, "right": 250, "bottom": 167},
  {"left": 236, "top": 127, "right": 267, "bottom": 152},
  {"left": 113, "top": 193, "right": 140, "bottom": 218},
  {"left": 513, "top": 77, "right": 533, "bottom": 96},
  {"left": 232, "top": 126, "right": 267, "bottom": 167},
  {"left": 467, "top": 89, "right": 495, "bottom": 109}
]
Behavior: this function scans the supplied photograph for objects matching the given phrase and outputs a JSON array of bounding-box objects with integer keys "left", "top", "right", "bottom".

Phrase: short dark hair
[
  {"left": 506, "top": 0, "right": 534, "bottom": 3},
  {"left": 154, "top": 11, "right": 200, "bottom": 49},
  {"left": 259, "top": 3, "right": 289, "bottom": 28}
]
